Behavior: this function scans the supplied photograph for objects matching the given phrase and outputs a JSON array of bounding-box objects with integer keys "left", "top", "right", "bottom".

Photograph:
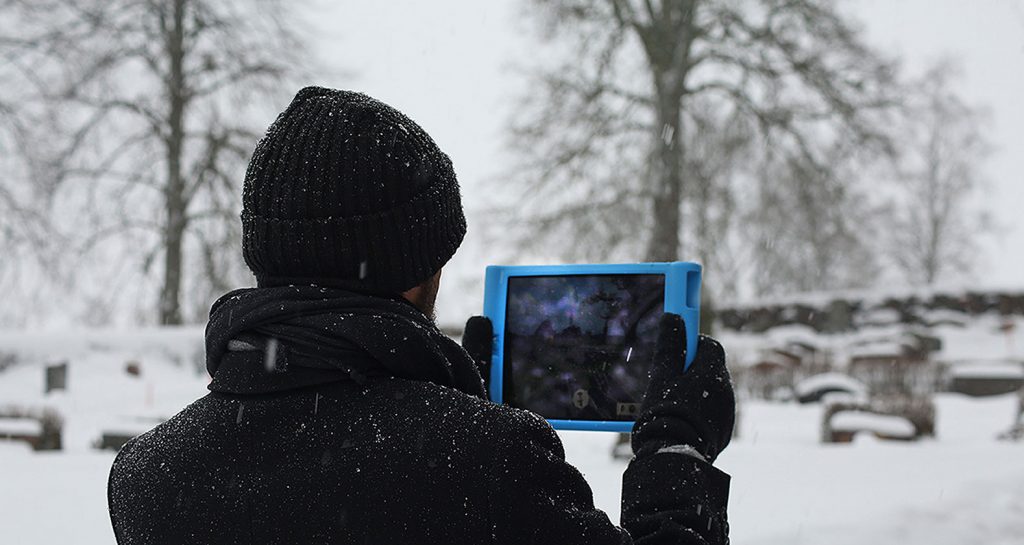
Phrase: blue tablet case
[{"left": 482, "top": 262, "right": 702, "bottom": 432}]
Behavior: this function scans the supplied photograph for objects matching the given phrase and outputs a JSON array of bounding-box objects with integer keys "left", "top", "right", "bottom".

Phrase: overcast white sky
[{"left": 304, "top": 0, "right": 1024, "bottom": 321}]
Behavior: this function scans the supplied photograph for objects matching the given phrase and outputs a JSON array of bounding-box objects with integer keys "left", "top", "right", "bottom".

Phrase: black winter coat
[{"left": 108, "top": 289, "right": 729, "bottom": 544}]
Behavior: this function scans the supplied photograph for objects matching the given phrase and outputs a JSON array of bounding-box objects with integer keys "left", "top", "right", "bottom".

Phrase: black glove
[
  {"left": 462, "top": 316, "right": 494, "bottom": 395},
  {"left": 632, "top": 313, "right": 735, "bottom": 463}
]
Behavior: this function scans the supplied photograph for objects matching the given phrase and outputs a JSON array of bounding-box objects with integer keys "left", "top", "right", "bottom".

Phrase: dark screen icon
[
  {"left": 616, "top": 402, "right": 640, "bottom": 417},
  {"left": 572, "top": 389, "right": 590, "bottom": 409}
]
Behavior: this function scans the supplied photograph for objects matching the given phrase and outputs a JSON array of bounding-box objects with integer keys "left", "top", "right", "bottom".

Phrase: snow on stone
[
  {"left": 794, "top": 372, "right": 868, "bottom": 397},
  {"left": 949, "top": 361, "right": 1024, "bottom": 379},
  {"left": 921, "top": 308, "right": 968, "bottom": 327},
  {"left": 820, "top": 390, "right": 869, "bottom": 405},
  {"left": 846, "top": 339, "right": 910, "bottom": 359},
  {"left": 775, "top": 325, "right": 823, "bottom": 347},
  {"left": 855, "top": 306, "right": 901, "bottom": 326},
  {"left": 0, "top": 418, "right": 42, "bottom": 436},
  {"left": 829, "top": 410, "right": 916, "bottom": 436}
]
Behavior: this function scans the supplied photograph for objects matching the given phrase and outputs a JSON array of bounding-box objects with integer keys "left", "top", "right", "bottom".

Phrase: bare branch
[{"left": 0, "top": 0, "right": 312, "bottom": 324}]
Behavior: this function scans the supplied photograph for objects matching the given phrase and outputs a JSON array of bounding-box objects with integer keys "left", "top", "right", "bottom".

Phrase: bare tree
[
  {"left": 0, "top": 55, "right": 64, "bottom": 323},
  {"left": 748, "top": 146, "right": 882, "bottom": 295},
  {"left": 2, "top": 0, "right": 307, "bottom": 324},
  {"left": 680, "top": 104, "right": 751, "bottom": 297},
  {"left": 0, "top": 105, "right": 38, "bottom": 278},
  {"left": 505, "top": 0, "right": 899, "bottom": 297},
  {"left": 886, "top": 62, "right": 991, "bottom": 286}
]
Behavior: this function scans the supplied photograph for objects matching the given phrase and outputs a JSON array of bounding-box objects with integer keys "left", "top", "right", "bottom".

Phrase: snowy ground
[
  {"left": 566, "top": 394, "right": 1024, "bottom": 545},
  {"left": 1, "top": 329, "right": 1022, "bottom": 544}
]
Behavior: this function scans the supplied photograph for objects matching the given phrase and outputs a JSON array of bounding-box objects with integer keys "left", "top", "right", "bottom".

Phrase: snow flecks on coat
[{"left": 109, "top": 320, "right": 729, "bottom": 544}]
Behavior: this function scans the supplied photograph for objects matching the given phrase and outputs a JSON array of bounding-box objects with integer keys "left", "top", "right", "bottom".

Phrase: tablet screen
[{"left": 503, "top": 274, "right": 665, "bottom": 420}]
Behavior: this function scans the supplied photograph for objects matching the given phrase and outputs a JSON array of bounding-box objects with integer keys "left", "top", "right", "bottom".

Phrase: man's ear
[{"left": 401, "top": 269, "right": 442, "bottom": 317}]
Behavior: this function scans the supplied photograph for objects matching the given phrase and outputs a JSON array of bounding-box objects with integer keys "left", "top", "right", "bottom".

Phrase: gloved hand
[
  {"left": 632, "top": 313, "right": 735, "bottom": 463},
  {"left": 461, "top": 316, "right": 494, "bottom": 395}
]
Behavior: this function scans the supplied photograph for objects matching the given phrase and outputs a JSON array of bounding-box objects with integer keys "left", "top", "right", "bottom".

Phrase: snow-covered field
[
  {"left": 1, "top": 329, "right": 1022, "bottom": 544},
  {"left": 568, "top": 395, "right": 1024, "bottom": 545}
]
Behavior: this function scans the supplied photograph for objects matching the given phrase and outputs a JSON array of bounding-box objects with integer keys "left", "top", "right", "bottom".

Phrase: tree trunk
[
  {"left": 159, "top": 0, "right": 188, "bottom": 325},
  {"left": 646, "top": 67, "right": 716, "bottom": 334},
  {"left": 643, "top": 71, "right": 685, "bottom": 262},
  {"left": 636, "top": 3, "right": 706, "bottom": 329},
  {"left": 639, "top": 1, "right": 695, "bottom": 263}
]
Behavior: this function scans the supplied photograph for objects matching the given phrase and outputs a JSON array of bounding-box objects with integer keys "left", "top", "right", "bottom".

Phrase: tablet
[{"left": 482, "top": 262, "right": 701, "bottom": 432}]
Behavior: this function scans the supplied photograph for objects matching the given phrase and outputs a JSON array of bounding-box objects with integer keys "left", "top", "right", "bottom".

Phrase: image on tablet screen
[{"left": 503, "top": 274, "right": 665, "bottom": 420}]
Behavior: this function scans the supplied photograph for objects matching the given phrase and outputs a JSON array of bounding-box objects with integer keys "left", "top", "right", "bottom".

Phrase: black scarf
[{"left": 205, "top": 286, "right": 485, "bottom": 398}]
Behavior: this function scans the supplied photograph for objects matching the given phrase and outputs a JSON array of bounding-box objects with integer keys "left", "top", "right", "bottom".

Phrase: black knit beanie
[{"left": 241, "top": 87, "right": 466, "bottom": 293}]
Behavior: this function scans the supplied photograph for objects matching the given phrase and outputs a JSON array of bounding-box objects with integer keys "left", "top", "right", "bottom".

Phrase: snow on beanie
[{"left": 241, "top": 87, "right": 466, "bottom": 293}]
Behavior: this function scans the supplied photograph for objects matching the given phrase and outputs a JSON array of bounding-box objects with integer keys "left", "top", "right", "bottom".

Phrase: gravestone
[{"left": 45, "top": 361, "right": 68, "bottom": 394}]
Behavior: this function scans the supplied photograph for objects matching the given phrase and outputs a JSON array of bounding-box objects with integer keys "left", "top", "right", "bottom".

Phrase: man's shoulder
[
  {"left": 392, "top": 377, "right": 550, "bottom": 422},
  {"left": 107, "top": 395, "right": 215, "bottom": 521},
  {"left": 363, "top": 377, "right": 561, "bottom": 446},
  {"left": 109, "top": 394, "right": 219, "bottom": 475},
  {"left": 403, "top": 379, "right": 564, "bottom": 455},
  {"left": 475, "top": 396, "right": 560, "bottom": 445}
]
